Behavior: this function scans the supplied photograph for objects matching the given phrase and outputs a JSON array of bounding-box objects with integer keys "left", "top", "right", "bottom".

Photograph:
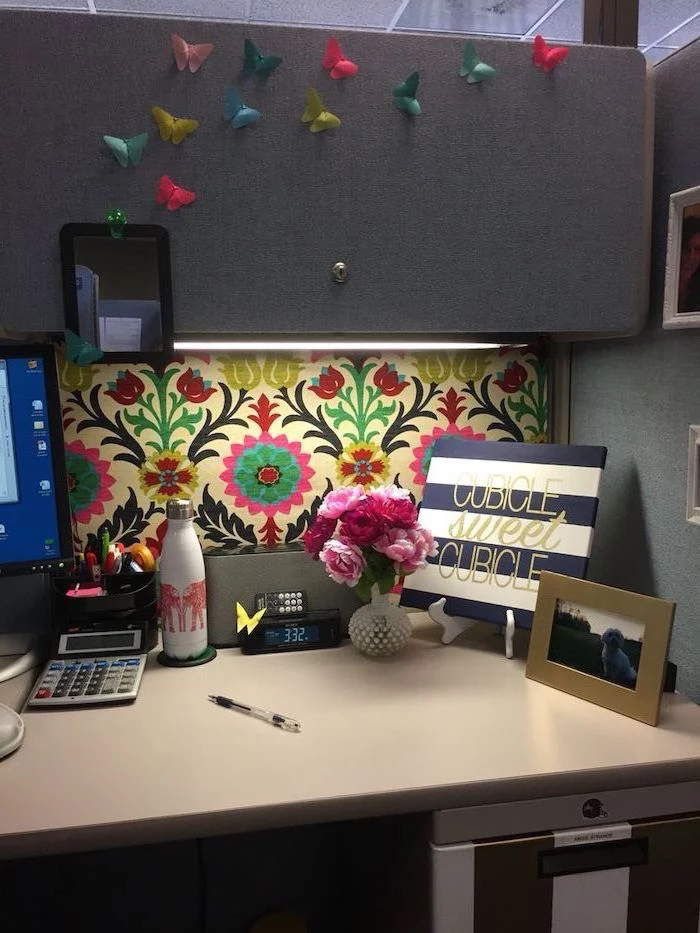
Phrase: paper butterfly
[
  {"left": 244, "top": 38, "right": 282, "bottom": 77},
  {"left": 151, "top": 106, "right": 200, "bottom": 145},
  {"left": 155, "top": 175, "right": 196, "bottom": 211},
  {"left": 236, "top": 602, "right": 266, "bottom": 635},
  {"left": 301, "top": 88, "right": 341, "bottom": 133},
  {"left": 460, "top": 42, "right": 496, "bottom": 83},
  {"left": 532, "top": 34, "right": 569, "bottom": 72},
  {"left": 225, "top": 87, "right": 261, "bottom": 129},
  {"left": 322, "top": 37, "right": 358, "bottom": 79},
  {"left": 103, "top": 132, "right": 148, "bottom": 167},
  {"left": 392, "top": 71, "right": 421, "bottom": 116},
  {"left": 64, "top": 329, "right": 102, "bottom": 366},
  {"left": 171, "top": 33, "right": 214, "bottom": 73}
]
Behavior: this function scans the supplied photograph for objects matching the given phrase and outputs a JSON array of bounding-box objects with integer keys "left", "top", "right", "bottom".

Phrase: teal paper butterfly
[
  {"left": 103, "top": 132, "right": 148, "bottom": 167},
  {"left": 225, "top": 88, "right": 261, "bottom": 129},
  {"left": 244, "top": 38, "right": 282, "bottom": 77},
  {"left": 392, "top": 71, "right": 421, "bottom": 116},
  {"left": 64, "top": 329, "right": 102, "bottom": 366},
  {"left": 460, "top": 42, "right": 496, "bottom": 83}
]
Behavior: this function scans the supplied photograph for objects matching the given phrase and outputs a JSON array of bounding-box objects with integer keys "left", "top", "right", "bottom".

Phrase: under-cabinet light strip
[{"left": 173, "top": 340, "right": 518, "bottom": 351}]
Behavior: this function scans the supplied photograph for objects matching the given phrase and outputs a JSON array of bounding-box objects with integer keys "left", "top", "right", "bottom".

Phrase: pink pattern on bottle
[
  {"left": 160, "top": 583, "right": 182, "bottom": 633},
  {"left": 182, "top": 580, "right": 206, "bottom": 631}
]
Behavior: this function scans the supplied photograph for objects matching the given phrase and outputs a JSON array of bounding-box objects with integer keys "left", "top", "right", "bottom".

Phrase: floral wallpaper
[{"left": 58, "top": 343, "right": 549, "bottom": 555}]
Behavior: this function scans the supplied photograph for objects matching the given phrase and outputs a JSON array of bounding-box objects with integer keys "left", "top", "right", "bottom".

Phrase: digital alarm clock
[{"left": 240, "top": 609, "right": 342, "bottom": 655}]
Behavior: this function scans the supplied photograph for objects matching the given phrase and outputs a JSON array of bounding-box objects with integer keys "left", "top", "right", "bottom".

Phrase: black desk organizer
[{"left": 51, "top": 573, "right": 159, "bottom": 654}]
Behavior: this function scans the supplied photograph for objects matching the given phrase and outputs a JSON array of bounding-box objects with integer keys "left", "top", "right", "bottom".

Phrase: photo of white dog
[
  {"left": 548, "top": 599, "right": 644, "bottom": 690},
  {"left": 601, "top": 627, "right": 638, "bottom": 688}
]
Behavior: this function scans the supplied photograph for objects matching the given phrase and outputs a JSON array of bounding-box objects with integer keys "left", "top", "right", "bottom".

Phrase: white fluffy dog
[{"left": 601, "top": 628, "right": 637, "bottom": 687}]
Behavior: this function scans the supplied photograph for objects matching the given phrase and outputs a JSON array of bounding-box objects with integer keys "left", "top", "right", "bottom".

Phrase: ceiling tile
[
  {"left": 397, "top": 0, "right": 557, "bottom": 36},
  {"left": 655, "top": 12, "right": 700, "bottom": 49},
  {"left": 536, "top": 0, "right": 581, "bottom": 42},
  {"left": 638, "top": 0, "right": 700, "bottom": 47},
  {"left": 95, "top": 0, "right": 248, "bottom": 18},
  {"left": 249, "top": 0, "right": 400, "bottom": 28},
  {"left": 0, "top": 0, "right": 88, "bottom": 7}
]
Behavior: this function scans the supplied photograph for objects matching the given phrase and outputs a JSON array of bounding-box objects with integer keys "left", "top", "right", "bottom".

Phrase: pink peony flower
[
  {"left": 303, "top": 516, "right": 337, "bottom": 559},
  {"left": 339, "top": 497, "right": 386, "bottom": 546},
  {"left": 318, "top": 485, "right": 366, "bottom": 520},
  {"left": 369, "top": 484, "right": 412, "bottom": 504},
  {"left": 373, "top": 493, "right": 418, "bottom": 530},
  {"left": 373, "top": 526, "right": 438, "bottom": 575},
  {"left": 319, "top": 538, "right": 366, "bottom": 586}
]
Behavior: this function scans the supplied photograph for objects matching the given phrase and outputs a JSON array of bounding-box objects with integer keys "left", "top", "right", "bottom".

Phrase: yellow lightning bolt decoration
[{"left": 236, "top": 602, "right": 266, "bottom": 635}]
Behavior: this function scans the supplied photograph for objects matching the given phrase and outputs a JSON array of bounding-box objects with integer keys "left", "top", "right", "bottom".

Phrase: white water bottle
[{"left": 159, "top": 499, "right": 208, "bottom": 660}]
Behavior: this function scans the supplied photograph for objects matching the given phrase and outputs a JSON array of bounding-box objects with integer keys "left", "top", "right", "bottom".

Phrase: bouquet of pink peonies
[{"left": 303, "top": 484, "right": 438, "bottom": 603}]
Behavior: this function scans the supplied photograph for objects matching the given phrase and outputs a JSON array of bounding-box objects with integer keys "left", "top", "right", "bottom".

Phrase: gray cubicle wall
[
  {"left": 1, "top": 10, "right": 650, "bottom": 337},
  {"left": 570, "top": 41, "right": 700, "bottom": 702}
]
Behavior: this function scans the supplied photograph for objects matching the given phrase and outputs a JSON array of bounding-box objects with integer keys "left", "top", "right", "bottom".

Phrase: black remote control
[{"left": 255, "top": 590, "right": 308, "bottom": 617}]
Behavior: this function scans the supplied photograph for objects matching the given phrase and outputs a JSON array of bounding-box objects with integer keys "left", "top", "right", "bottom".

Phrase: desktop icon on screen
[
  {"left": 33, "top": 420, "right": 44, "bottom": 430},
  {"left": 28, "top": 359, "right": 37, "bottom": 369},
  {"left": 37, "top": 439, "right": 47, "bottom": 452},
  {"left": 0, "top": 525, "right": 5, "bottom": 535},
  {"left": 39, "top": 480, "right": 51, "bottom": 491},
  {"left": 32, "top": 399, "right": 43, "bottom": 411}
]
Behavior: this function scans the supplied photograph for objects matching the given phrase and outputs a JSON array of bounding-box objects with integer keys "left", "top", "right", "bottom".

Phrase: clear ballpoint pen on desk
[{"left": 208, "top": 695, "right": 302, "bottom": 732}]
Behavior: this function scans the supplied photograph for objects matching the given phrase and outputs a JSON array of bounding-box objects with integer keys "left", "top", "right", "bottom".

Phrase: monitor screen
[{"left": 0, "top": 346, "right": 73, "bottom": 575}]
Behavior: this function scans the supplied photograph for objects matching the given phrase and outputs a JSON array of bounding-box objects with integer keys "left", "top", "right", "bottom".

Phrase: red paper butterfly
[
  {"left": 321, "top": 38, "right": 358, "bottom": 79},
  {"left": 155, "top": 175, "right": 196, "bottom": 211},
  {"left": 532, "top": 34, "right": 569, "bottom": 72},
  {"left": 171, "top": 33, "right": 214, "bottom": 73}
]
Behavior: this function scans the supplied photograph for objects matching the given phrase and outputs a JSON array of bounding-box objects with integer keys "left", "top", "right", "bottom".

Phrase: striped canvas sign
[{"left": 400, "top": 438, "right": 607, "bottom": 629}]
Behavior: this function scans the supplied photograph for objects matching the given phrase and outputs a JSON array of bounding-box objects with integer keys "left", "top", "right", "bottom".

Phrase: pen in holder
[{"left": 51, "top": 573, "right": 159, "bottom": 654}]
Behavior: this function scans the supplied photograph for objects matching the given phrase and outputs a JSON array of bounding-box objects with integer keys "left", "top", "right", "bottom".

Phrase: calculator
[{"left": 28, "top": 656, "right": 147, "bottom": 707}]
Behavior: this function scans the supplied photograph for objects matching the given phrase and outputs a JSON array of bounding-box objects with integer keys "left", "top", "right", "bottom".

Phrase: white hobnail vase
[{"left": 348, "top": 584, "right": 412, "bottom": 658}]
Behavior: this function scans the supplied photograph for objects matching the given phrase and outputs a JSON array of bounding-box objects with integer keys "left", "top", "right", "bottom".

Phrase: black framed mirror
[{"left": 60, "top": 224, "right": 174, "bottom": 362}]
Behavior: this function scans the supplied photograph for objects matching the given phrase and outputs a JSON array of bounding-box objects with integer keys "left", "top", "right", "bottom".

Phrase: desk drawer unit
[{"left": 432, "top": 784, "right": 700, "bottom": 933}]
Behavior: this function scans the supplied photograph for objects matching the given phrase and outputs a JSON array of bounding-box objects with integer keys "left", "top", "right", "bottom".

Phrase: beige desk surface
[{"left": 2, "top": 619, "right": 700, "bottom": 860}]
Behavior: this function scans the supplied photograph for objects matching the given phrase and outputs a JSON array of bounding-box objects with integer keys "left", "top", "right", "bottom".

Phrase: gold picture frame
[{"left": 526, "top": 572, "right": 675, "bottom": 726}]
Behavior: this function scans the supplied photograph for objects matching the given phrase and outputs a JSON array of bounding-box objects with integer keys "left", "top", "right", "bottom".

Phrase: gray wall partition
[
  {"left": 571, "top": 41, "right": 700, "bottom": 702},
  {"left": 1, "top": 9, "right": 650, "bottom": 337}
]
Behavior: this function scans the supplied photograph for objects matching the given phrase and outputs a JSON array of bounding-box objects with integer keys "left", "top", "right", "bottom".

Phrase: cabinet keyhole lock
[{"left": 330, "top": 261, "right": 348, "bottom": 284}]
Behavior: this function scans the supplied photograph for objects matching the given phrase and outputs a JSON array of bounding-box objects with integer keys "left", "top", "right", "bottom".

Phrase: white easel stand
[{"left": 427, "top": 599, "right": 515, "bottom": 660}]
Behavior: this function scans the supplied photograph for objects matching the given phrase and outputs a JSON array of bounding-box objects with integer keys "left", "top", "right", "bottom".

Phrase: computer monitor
[{"left": 0, "top": 344, "right": 73, "bottom": 576}]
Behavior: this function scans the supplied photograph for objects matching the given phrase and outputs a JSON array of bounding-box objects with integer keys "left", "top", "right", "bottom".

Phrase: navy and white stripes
[{"left": 401, "top": 438, "right": 607, "bottom": 629}]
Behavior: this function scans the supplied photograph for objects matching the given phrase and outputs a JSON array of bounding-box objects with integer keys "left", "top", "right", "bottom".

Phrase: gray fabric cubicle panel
[
  {"left": 1, "top": 10, "right": 649, "bottom": 336},
  {"left": 570, "top": 39, "right": 700, "bottom": 702}
]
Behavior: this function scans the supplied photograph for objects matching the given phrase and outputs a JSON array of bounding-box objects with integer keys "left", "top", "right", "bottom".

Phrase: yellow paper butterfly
[
  {"left": 236, "top": 602, "right": 266, "bottom": 635},
  {"left": 301, "top": 88, "right": 341, "bottom": 133},
  {"left": 151, "top": 106, "right": 200, "bottom": 144}
]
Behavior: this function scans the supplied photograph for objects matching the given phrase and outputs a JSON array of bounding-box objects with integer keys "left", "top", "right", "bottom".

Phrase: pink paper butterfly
[
  {"left": 532, "top": 35, "right": 569, "bottom": 72},
  {"left": 155, "top": 175, "right": 196, "bottom": 211},
  {"left": 321, "top": 38, "right": 358, "bottom": 79},
  {"left": 171, "top": 33, "right": 214, "bottom": 73}
]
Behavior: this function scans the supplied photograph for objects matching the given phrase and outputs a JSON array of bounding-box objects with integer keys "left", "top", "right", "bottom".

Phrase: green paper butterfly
[
  {"left": 244, "top": 38, "right": 282, "bottom": 77},
  {"left": 392, "top": 71, "right": 421, "bottom": 116},
  {"left": 64, "top": 329, "right": 102, "bottom": 366},
  {"left": 460, "top": 42, "right": 496, "bottom": 83},
  {"left": 103, "top": 132, "right": 148, "bottom": 167}
]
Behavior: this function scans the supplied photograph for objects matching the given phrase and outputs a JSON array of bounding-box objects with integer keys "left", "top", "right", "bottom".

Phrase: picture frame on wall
[
  {"left": 663, "top": 185, "right": 700, "bottom": 329},
  {"left": 526, "top": 572, "right": 675, "bottom": 726}
]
